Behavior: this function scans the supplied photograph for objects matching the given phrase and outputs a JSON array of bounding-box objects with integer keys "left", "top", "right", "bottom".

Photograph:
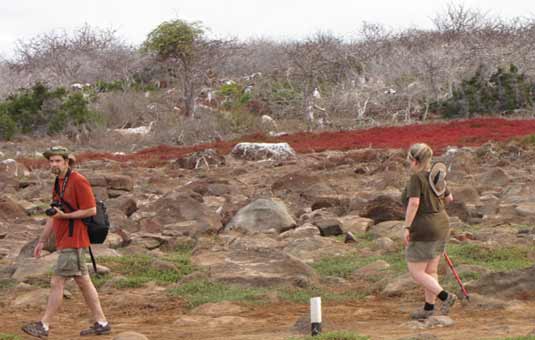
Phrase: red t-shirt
[{"left": 52, "top": 171, "right": 95, "bottom": 249}]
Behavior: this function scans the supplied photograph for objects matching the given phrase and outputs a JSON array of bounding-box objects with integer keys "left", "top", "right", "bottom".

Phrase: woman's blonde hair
[{"left": 407, "top": 143, "right": 433, "bottom": 171}]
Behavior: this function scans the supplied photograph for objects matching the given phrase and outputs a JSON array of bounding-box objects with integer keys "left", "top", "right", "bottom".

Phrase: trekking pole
[{"left": 443, "top": 252, "right": 470, "bottom": 301}]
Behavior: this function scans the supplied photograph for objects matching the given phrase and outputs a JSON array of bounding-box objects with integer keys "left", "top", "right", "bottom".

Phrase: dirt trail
[{"left": 3, "top": 288, "right": 534, "bottom": 340}]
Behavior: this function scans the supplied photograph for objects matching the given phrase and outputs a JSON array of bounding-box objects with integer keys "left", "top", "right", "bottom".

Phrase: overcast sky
[{"left": 1, "top": 0, "right": 534, "bottom": 58}]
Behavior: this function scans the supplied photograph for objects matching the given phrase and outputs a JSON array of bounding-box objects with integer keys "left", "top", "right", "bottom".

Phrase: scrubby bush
[
  {"left": 0, "top": 83, "right": 102, "bottom": 139},
  {"left": 433, "top": 64, "right": 534, "bottom": 118},
  {"left": 0, "top": 112, "right": 17, "bottom": 140}
]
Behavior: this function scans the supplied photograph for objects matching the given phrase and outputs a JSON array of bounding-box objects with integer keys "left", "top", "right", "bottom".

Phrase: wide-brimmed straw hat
[
  {"left": 43, "top": 146, "right": 75, "bottom": 165},
  {"left": 429, "top": 162, "right": 447, "bottom": 196}
]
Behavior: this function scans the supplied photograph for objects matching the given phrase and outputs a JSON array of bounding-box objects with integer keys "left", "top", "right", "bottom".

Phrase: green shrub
[
  {"left": 0, "top": 111, "right": 17, "bottom": 140},
  {"left": 433, "top": 64, "right": 534, "bottom": 118},
  {"left": 0, "top": 333, "right": 22, "bottom": 340},
  {"left": 0, "top": 82, "right": 102, "bottom": 139}
]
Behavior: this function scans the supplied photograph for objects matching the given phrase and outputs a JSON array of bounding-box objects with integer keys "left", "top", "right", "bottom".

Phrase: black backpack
[{"left": 82, "top": 200, "right": 110, "bottom": 244}]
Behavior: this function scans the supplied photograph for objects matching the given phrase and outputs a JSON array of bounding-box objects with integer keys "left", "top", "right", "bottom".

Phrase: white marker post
[{"left": 310, "top": 296, "right": 322, "bottom": 336}]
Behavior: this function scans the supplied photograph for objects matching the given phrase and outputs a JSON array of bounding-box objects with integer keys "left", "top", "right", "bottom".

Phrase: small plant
[
  {"left": 0, "top": 333, "right": 22, "bottom": 340},
  {"left": 277, "top": 286, "right": 365, "bottom": 304},
  {"left": 311, "top": 251, "right": 405, "bottom": 279},
  {"left": 96, "top": 246, "right": 194, "bottom": 288},
  {"left": 168, "top": 280, "right": 267, "bottom": 308},
  {"left": 520, "top": 134, "right": 535, "bottom": 146},
  {"left": 446, "top": 243, "right": 532, "bottom": 271},
  {"left": 0, "top": 279, "right": 16, "bottom": 290}
]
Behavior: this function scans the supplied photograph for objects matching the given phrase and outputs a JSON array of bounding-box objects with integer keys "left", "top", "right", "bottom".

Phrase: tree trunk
[
  {"left": 303, "top": 82, "right": 314, "bottom": 123},
  {"left": 183, "top": 66, "right": 195, "bottom": 118}
]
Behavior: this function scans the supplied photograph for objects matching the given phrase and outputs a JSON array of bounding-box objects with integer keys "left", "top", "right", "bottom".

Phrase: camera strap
[
  {"left": 54, "top": 168, "right": 72, "bottom": 202},
  {"left": 53, "top": 168, "right": 76, "bottom": 237}
]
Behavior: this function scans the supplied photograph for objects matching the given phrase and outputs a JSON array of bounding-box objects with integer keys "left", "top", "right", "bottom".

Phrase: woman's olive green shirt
[{"left": 401, "top": 171, "right": 450, "bottom": 242}]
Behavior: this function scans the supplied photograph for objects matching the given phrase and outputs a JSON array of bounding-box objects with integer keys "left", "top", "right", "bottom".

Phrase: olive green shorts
[
  {"left": 405, "top": 240, "right": 447, "bottom": 263},
  {"left": 54, "top": 248, "right": 89, "bottom": 277}
]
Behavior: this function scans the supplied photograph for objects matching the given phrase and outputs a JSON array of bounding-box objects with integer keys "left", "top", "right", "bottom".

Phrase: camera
[{"left": 45, "top": 201, "right": 63, "bottom": 217}]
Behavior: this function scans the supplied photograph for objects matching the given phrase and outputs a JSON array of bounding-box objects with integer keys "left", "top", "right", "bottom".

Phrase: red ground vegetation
[{"left": 19, "top": 118, "right": 535, "bottom": 169}]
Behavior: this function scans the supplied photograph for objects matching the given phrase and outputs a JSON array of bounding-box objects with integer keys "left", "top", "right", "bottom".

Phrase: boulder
[
  {"left": 450, "top": 185, "right": 480, "bottom": 204},
  {"left": 192, "top": 236, "right": 318, "bottom": 287},
  {"left": 272, "top": 173, "right": 333, "bottom": 196},
  {"left": 514, "top": 203, "right": 535, "bottom": 218},
  {"left": 407, "top": 316, "right": 454, "bottom": 329},
  {"left": 0, "top": 159, "right": 30, "bottom": 178},
  {"left": 224, "top": 198, "right": 296, "bottom": 234},
  {"left": 162, "top": 220, "right": 216, "bottom": 237},
  {"left": 283, "top": 236, "right": 353, "bottom": 263},
  {"left": 0, "top": 195, "right": 28, "bottom": 221},
  {"left": 175, "top": 148, "right": 225, "bottom": 169},
  {"left": 383, "top": 272, "right": 417, "bottom": 296},
  {"left": 191, "top": 301, "right": 247, "bottom": 316},
  {"left": 352, "top": 260, "right": 390, "bottom": 278},
  {"left": 105, "top": 174, "right": 134, "bottom": 192},
  {"left": 375, "top": 237, "right": 396, "bottom": 252},
  {"left": 132, "top": 190, "right": 221, "bottom": 234},
  {"left": 107, "top": 196, "right": 137, "bottom": 217},
  {"left": 442, "top": 147, "right": 478, "bottom": 174},
  {"left": 12, "top": 252, "right": 59, "bottom": 281},
  {"left": 278, "top": 224, "right": 320, "bottom": 239},
  {"left": 313, "top": 219, "right": 344, "bottom": 236},
  {"left": 479, "top": 168, "right": 511, "bottom": 188},
  {"left": 86, "top": 175, "right": 108, "bottom": 187},
  {"left": 231, "top": 142, "right": 296, "bottom": 161},
  {"left": 175, "top": 315, "right": 249, "bottom": 328},
  {"left": 13, "top": 288, "right": 49, "bottom": 307},
  {"left": 338, "top": 215, "right": 374, "bottom": 234},
  {"left": 184, "top": 180, "right": 231, "bottom": 196},
  {"left": 362, "top": 195, "right": 404, "bottom": 224},
  {"left": 367, "top": 220, "right": 404, "bottom": 240},
  {"left": 466, "top": 265, "right": 535, "bottom": 299},
  {"left": 113, "top": 332, "right": 149, "bottom": 340}
]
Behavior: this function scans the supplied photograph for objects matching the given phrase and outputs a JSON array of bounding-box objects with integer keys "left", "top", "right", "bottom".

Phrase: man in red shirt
[{"left": 22, "top": 146, "right": 111, "bottom": 338}]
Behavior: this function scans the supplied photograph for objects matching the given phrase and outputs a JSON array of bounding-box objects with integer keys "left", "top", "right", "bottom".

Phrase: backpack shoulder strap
[{"left": 88, "top": 246, "right": 98, "bottom": 275}]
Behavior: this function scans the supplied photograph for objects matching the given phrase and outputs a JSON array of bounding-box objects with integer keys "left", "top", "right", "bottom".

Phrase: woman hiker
[{"left": 401, "top": 143, "right": 457, "bottom": 319}]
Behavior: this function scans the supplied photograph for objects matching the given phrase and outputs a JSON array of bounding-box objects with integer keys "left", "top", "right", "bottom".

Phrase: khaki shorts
[
  {"left": 54, "top": 248, "right": 89, "bottom": 277},
  {"left": 406, "top": 240, "right": 447, "bottom": 263}
]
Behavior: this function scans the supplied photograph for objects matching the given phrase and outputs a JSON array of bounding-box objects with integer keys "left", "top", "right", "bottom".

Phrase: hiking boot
[
  {"left": 80, "top": 322, "right": 111, "bottom": 336},
  {"left": 440, "top": 293, "right": 457, "bottom": 315},
  {"left": 410, "top": 308, "right": 434, "bottom": 320},
  {"left": 22, "top": 321, "right": 48, "bottom": 338}
]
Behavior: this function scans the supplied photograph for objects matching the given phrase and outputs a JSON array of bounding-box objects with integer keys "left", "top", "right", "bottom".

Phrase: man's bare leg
[
  {"left": 41, "top": 275, "right": 66, "bottom": 325},
  {"left": 74, "top": 275, "right": 107, "bottom": 323}
]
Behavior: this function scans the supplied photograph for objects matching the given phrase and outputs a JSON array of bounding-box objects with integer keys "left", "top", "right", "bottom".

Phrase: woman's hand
[{"left": 403, "top": 228, "right": 410, "bottom": 247}]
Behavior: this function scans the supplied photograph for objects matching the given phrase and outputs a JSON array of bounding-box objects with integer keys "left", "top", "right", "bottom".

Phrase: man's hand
[
  {"left": 52, "top": 207, "right": 69, "bottom": 219},
  {"left": 33, "top": 241, "right": 44, "bottom": 258},
  {"left": 403, "top": 228, "right": 410, "bottom": 247}
]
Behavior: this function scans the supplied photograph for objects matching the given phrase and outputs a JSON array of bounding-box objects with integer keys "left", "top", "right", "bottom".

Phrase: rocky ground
[{"left": 1, "top": 119, "right": 535, "bottom": 340}]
